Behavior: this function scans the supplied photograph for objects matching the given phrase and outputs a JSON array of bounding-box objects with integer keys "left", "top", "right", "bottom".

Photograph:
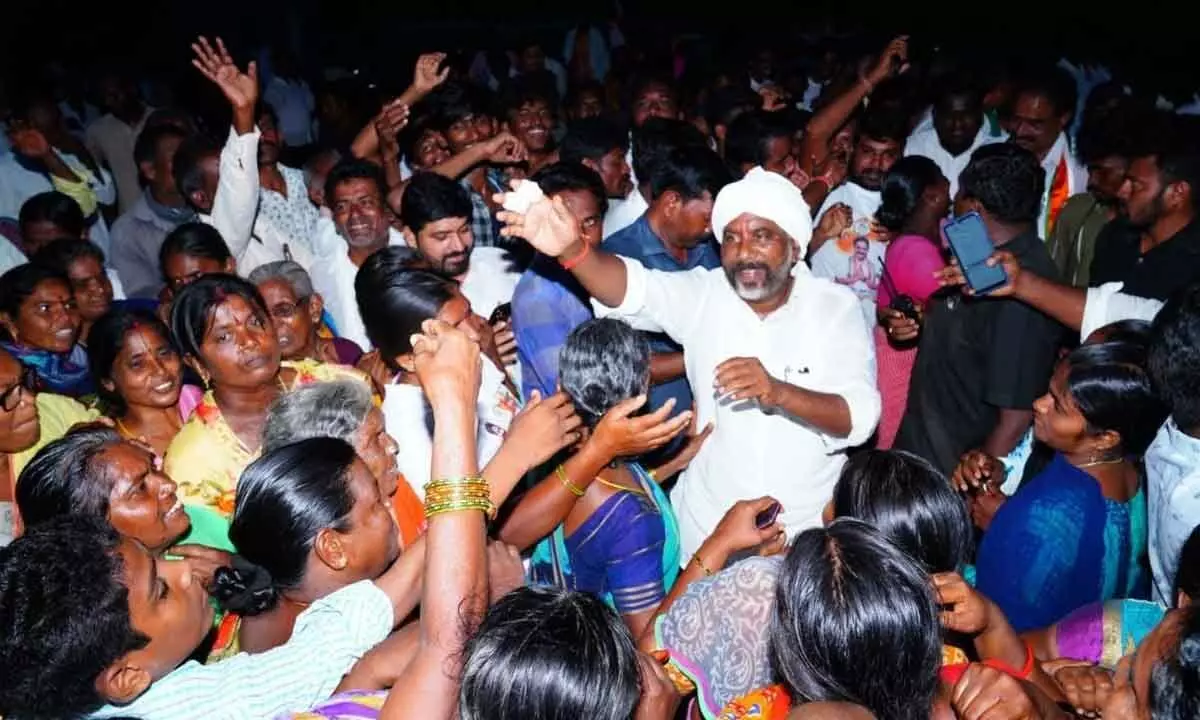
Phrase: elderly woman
[
  {"left": 248, "top": 260, "right": 363, "bottom": 366},
  {"left": 262, "top": 379, "right": 423, "bottom": 547}
]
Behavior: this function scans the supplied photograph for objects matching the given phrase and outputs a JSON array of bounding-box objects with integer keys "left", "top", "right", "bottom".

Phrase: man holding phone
[{"left": 893, "top": 144, "right": 1064, "bottom": 477}]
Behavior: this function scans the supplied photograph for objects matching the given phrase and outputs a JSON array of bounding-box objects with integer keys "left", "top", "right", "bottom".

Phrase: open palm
[
  {"left": 191, "top": 36, "right": 258, "bottom": 109},
  {"left": 495, "top": 186, "right": 580, "bottom": 258}
]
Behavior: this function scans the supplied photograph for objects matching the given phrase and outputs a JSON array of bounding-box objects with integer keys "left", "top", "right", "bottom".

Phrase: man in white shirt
[
  {"left": 309, "top": 159, "right": 407, "bottom": 349},
  {"left": 86, "top": 71, "right": 153, "bottom": 214},
  {"left": 498, "top": 167, "right": 879, "bottom": 560},
  {"left": 810, "top": 109, "right": 907, "bottom": 329},
  {"left": 904, "top": 79, "right": 1006, "bottom": 197},
  {"left": 1008, "top": 70, "right": 1088, "bottom": 239},
  {"left": 178, "top": 40, "right": 312, "bottom": 277},
  {"left": 605, "top": 81, "right": 686, "bottom": 239}
]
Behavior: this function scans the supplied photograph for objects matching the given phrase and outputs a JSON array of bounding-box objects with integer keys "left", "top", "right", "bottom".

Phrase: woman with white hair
[
  {"left": 262, "top": 378, "right": 422, "bottom": 548},
  {"left": 249, "top": 260, "right": 363, "bottom": 367}
]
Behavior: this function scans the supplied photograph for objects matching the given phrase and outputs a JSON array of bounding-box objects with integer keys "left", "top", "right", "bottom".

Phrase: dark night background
[{"left": 1, "top": 1, "right": 1193, "bottom": 101}]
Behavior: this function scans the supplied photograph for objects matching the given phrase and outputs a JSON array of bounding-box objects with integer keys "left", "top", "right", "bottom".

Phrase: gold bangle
[
  {"left": 555, "top": 465, "right": 585, "bottom": 497},
  {"left": 692, "top": 552, "right": 713, "bottom": 577},
  {"left": 424, "top": 475, "right": 495, "bottom": 519}
]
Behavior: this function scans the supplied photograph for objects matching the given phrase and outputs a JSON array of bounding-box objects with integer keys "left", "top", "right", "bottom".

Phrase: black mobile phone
[
  {"left": 942, "top": 211, "right": 1008, "bottom": 295},
  {"left": 755, "top": 502, "right": 782, "bottom": 530},
  {"left": 890, "top": 293, "right": 920, "bottom": 323},
  {"left": 488, "top": 302, "right": 513, "bottom": 326}
]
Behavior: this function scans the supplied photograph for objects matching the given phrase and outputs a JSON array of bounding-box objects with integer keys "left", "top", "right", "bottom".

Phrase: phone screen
[
  {"left": 943, "top": 212, "right": 1008, "bottom": 295},
  {"left": 755, "top": 502, "right": 781, "bottom": 529}
]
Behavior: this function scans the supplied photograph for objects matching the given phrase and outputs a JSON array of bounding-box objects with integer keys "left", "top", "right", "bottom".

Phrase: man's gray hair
[
  {"left": 248, "top": 260, "right": 315, "bottom": 300},
  {"left": 262, "top": 379, "right": 374, "bottom": 452}
]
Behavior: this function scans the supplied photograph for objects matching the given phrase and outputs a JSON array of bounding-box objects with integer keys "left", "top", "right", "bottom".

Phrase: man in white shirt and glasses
[{"left": 496, "top": 167, "right": 880, "bottom": 562}]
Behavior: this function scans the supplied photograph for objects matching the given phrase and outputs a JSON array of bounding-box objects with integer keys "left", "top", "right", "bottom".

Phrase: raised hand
[
  {"left": 495, "top": 184, "right": 581, "bottom": 258},
  {"left": 484, "top": 132, "right": 529, "bottom": 164},
  {"left": 374, "top": 100, "right": 411, "bottom": 150},
  {"left": 191, "top": 36, "right": 259, "bottom": 110},
  {"left": 411, "top": 318, "right": 481, "bottom": 408},
  {"left": 866, "top": 36, "right": 909, "bottom": 86},
  {"left": 412, "top": 52, "right": 450, "bottom": 94}
]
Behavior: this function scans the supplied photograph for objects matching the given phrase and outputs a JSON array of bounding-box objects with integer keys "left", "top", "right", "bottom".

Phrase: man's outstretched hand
[{"left": 191, "top": 36, "right": 259, "bottom": 111}]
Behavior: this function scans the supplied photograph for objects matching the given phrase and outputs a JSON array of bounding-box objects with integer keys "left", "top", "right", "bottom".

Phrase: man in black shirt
[
  {"left": 1089, "top": 115, "right": 1200, "bottom": 300},
  {"left": 894, "top": 144, "right": 1064, "bottom": 477}
]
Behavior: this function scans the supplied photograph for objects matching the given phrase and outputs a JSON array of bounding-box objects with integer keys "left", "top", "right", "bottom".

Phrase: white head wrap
[{"left": 710, "top": 167, "right": 813, "bottom": 254}]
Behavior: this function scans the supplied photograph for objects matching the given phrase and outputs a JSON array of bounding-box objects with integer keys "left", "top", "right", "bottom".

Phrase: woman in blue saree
[
  {"left": 957, "top": 338, "right": 1168, "bottom": 632},
  {"left": 530, "top": 318, "right": 680, "bottom": 636}
]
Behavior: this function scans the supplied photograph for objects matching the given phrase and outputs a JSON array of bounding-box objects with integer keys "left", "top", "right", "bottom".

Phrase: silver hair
[
  {"left": 248, "top": 260, "right": 315, "bottom": 300},
  {"left": 262, "top": 378, "right": 374, "bottom": 452}
]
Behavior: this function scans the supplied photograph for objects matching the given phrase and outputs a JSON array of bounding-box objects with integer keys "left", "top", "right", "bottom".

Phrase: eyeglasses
[
  {"left": 0, "top": 364, "right": 38, "bottom": 412},
  {"left": 268, "top": 297, "right": 310, "bottom": 320}
]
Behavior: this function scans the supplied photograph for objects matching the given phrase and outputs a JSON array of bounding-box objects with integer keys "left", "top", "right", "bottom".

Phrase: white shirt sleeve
[
  {"left": 592, "top": 255, "right": 710, "bottom": 341},
  {"left": 1080, "top": 282, "right": 1164, "bottom": 342},
  {"left": 210, "top": 126, "right": 262, "bottom": 264},
  {"left": 801, "top": 286, "right": 881, "bottom": 449}
]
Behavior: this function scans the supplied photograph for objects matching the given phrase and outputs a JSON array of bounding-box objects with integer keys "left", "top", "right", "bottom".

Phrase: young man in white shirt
[
  {"left": 810, "top": 109, "right": 906, "bottom": 329},
  {"left": 904, "top": 78, "right": 1006, "bottom": 198},
  {"left": 497, "top": 167, "right": 880, "bottom": 561}
]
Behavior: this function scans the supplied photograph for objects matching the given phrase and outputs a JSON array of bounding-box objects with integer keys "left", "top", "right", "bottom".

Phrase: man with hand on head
[{"left": 496, "top": 167, "right": 880, "bottom": 563}]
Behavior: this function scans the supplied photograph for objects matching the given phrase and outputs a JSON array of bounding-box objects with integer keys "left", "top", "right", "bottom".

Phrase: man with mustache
[
  {"left": 400, "top": 172, "right": 521, "bottom": 375},
  {"left": 810, "top": 109, "right": 907, "bottom": 330},
  {"left": 1086, "top": 114, "right": 1200, "bottom": 301},
  {"left": 255, "top": 104, "right": 319, "bottom": 259},
  {"left": 496, "top": 166, "right": 879, "bottom": 563},
  {"left": 1006, "top": 69, "right": 1087, "bottom": 240}
]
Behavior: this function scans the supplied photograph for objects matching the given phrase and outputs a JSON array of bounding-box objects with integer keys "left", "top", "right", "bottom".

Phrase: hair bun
[{"left": 210, "top": 556, "right": 278, "bottom": 616}]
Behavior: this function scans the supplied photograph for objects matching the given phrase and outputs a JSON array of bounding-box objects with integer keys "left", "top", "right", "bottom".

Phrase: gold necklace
[{"left": 1076, "top": 457, "right": 1125, "bottom": 469}]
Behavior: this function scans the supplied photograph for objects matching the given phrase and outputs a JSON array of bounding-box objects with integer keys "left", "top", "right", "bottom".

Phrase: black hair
[
  {"left": 0, "top": 263, "right": 70, "bottom": 323},
  {"left": 1176, "top": 525, "right": 1200, "bottom": 602},
  {"left": 705, "top": 85, "right": 759, "bottom": 130},
  {"left": 769, "top": 519, "right": 941, "bottom": 720},
  {"left": 565, "top": 79, "right": 605, "bottom": 111},
  {"left": 15, "top": 426, "right": 124, "bottom": 530},
  {"left": 171, "top": 135, "right": 222, "bottom": 210},
  {"left": 86, "top": 308, "right": 177, "bottom": 415},
  {"left": 1075, "top": 100, "right": 1149, "bottom": 167},
  {"left": 724, "top": 110, "right": 794, "bottom": 174},
  {"left": 831, "top": 450, "right": 973, "bottom": 574},
  {"left": 400, "top": 116, "right": 445, "bottom": 168},
  {"left": 875, "top": 156, "right": 946, "bottom": 233},
  {"left": 1150, "top": 284, "right": 1200, "bottom": 431},
  {"left": 399, "top": 171, "right": 473, "bottom": 235},
  {"left": 629, "top": 74, "right": 679, "bottom": 109},
  {"left": 255, "top": 102, "right": 279, "bottom": 126},
  {"left": 933, "top": 72, "right": 983, "bottom": 111},
  {"left": 223, "top": 438, "right": 359, "bottom": 614},
  {"left": 1013, "top": 66, "right": 1078, "bottom": 121},
  {"left": 29, "top": 236, "right": 106, "bottom": 274},
  {"left": 560, "top": 116, "right": 628, "bottom": 165},
  {"left": 1149, "top": 604, "right": 1200, "bottom": 720},
  {"left": 958, "top": 143, "right": 1046, "bottom": 225},
  {"left": 356, "top": 248, "right": 457, "bottom": 365},
  {"left": 559, "top": 318, "right": 649, "bottom": 429},
  {"left": 648, "top": 144, "right": 732, "bottom": 202},
  {"left": 422, "top": 82, "right": 479, "bottom": 133},
  {"left": 322, "top": 158, "right": 387, "bottom": 214},
  {"left": 531, "top": 162, "right": 609, "bottom": 216},
  {"left": 1140, "top": 116, "right": 1200, "bottom": 208},
  {"left": 133, "top": 123, "right": 187, "bottom": 169},
  {"left": 18, "top": 191, "right": 86, "bottom": 237},
  {"left": 460, "top": 586, "right": 640, "bottom": 720},
  {"left": 158, "top": 222, "right": 232, "bottom": 277},
  {"left": 1065, "top": 340, "right": 1168, "bottom": 457},
  {"left": 169, "top": 273, "right": 269, "bottom": 362},
  {"left": 502, "top": 74, "right": 559, "bottom": 115},
  {"left": 856, "top": 108, "right": 909, "bottom": 146},
  {"left": 631, "top": 117, "right": 709, "bottom": 187},
  {"left": 0, "top": 516, "right": 149, "bottom": 720},
  {"left": 1092, "top": 319, "right": 1153, "bottom": 344}
]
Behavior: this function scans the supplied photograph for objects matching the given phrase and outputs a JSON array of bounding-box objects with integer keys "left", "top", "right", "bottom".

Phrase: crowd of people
[{"left": 1, "top": 17, "right": 1199, "bottom": 720}]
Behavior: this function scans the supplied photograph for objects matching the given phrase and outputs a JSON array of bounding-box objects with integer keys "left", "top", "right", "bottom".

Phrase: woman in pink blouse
[{"left": 874, "top": 156, "right": 950, "bottom": 447}]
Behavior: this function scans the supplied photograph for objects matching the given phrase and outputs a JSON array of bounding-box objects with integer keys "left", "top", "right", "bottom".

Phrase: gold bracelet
[
  {"left": 692, "top": 552, "right": 713, "bottom": 577},
  {"left": 555, "top": 465, "right": 585, "bottom": 497},
  {"left": 424, "top": 475, "right": 495, "bottom": 519}
]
